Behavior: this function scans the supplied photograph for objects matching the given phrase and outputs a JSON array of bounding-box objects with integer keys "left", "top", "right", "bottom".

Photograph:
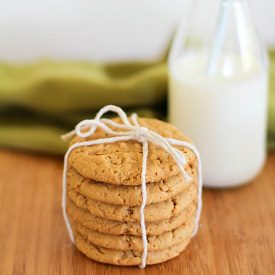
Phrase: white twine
[{"left": 61, "top": 105, "right": 202, "bottom": 268}]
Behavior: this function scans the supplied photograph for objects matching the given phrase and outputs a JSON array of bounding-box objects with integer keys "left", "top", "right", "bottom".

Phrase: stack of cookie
[{"left": 65, "top": 117, "right": 199, "bottom": 266}]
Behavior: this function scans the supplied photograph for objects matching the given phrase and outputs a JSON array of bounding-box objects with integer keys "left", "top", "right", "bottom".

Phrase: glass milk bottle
[{"left": 168, "top": 0, "right": 268, "bottom": 187}]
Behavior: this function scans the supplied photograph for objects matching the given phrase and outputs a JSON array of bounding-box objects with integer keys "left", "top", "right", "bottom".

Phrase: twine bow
[{"left": 62, "top": 105, "right": 202, "bottom": 268}]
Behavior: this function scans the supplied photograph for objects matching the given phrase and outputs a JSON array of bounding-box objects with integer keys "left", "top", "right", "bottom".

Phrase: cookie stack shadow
[{"left": 65, "top": 118, "right": 199, "bottom": 266}]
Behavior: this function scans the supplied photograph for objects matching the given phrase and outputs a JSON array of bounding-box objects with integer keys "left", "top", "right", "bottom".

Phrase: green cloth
[
  {"left": 0, "top": 53, "right": 275, "bottom": 154},
  {"left": 0, "top": 60, "right": 167, "bottom": 154},
  {"left": 268, "top": 52, "right": 275, "bottom": 150}
]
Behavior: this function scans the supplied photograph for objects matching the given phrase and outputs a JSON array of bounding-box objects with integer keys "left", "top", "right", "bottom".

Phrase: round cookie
[
  {"left": 67, "top": 163, "right": 197, "bottom": 206},
  {"left": 75, "top": 233, "right": 191, "bottom": 266},
  {"left": 71, "top": 216, "right": 195, "bottom": 252},
  {"left": 68, "top": 117, "right": 196, "bottom": 185},
  {"left": 68, "top": 182, "right": 197, "bottom": 222},
  {"left": 67, "top": 199, "right": 197, "bottom": 236}
]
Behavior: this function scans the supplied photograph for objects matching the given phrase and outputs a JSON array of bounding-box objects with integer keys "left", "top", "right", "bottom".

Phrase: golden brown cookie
[
  {"left": 68, "top": 181, "right": 197, "bottom": 222},
  {"left": 68, "top": 117, "right": 196, "bottom": 185},
  {"left": 75, "top": 233, "right": 191, "bottom": 266},
  {"left": 71, "top": 215, "right": 195, "bottom": 252},
  {"left": 67, "top": 164, "right": 197, "bottom": 206},
  {"left": 67, "top": 198, "right": 197, "bottom": 236}
]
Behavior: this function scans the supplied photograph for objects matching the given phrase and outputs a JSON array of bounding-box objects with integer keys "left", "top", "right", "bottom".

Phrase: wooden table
[{"left": 0, "top": 149, "right": 274, "bottom": 275}]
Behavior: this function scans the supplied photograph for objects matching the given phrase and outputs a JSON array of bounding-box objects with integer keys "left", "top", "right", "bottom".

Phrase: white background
[{"left": 0, "top": 0, "right": 274, "bottom": 63}]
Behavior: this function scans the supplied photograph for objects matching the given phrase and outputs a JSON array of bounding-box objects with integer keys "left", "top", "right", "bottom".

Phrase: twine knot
[{"left": 134, "top": 126, "right": 148, "bottom": 142}]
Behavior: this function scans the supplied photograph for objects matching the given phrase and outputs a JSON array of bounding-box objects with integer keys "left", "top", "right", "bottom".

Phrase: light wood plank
[{"left": 0, "top": 150, "right": 274, "bottom": 275}]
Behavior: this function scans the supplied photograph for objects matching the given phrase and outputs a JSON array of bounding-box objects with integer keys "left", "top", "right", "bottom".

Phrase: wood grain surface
[{"left": 0, "top": 149, "right": 274, "bottom": 275}]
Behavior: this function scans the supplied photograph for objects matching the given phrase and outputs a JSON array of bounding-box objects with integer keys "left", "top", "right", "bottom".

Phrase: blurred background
[{"left": 0, "top": 0, "right": 274, "bottom": 154}]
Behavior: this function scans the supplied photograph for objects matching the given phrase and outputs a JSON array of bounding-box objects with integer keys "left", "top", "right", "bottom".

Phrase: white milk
[{"left": 169, "top": 54, "right": 268, "bottom": 187}]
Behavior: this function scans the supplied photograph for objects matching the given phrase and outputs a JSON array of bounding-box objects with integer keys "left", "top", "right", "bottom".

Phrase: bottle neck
[{"left": 169, "top": 0, "right": 266, "bottom": 73}]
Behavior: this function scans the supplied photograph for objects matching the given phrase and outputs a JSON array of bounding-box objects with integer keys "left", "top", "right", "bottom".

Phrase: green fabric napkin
[
  {"left": 268, "top": 52, "right": 275, "bottom": 150},
  {"left": 0, "top": 60, "right": 167, "bottom": 154},
  {"left": 0, "top": 52, "right": 275, "bottom": 154}
]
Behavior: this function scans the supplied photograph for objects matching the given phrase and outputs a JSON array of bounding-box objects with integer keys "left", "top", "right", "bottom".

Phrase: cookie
[
  {"left": 67, "top": 182, "right": 197, "bottom": 222},
  {"left": 71, "top": 215, "right": 195, "bottom": 252},
  {"left": 68, "top": 117, "right": 196, "bottom": 185},
  {"left": 67, "top": 198, "right": 197, "bottom": 236},
  {"left": 67, "top": 164, "right": 197, "bottom": 206},
  {"left": 75, "top": 233, "right": 191, "bottom": 266}
]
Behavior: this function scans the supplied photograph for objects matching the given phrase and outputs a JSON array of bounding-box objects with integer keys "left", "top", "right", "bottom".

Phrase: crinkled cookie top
[{"left": 68, "top": 117, "right": 196, "bottom": 185}]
